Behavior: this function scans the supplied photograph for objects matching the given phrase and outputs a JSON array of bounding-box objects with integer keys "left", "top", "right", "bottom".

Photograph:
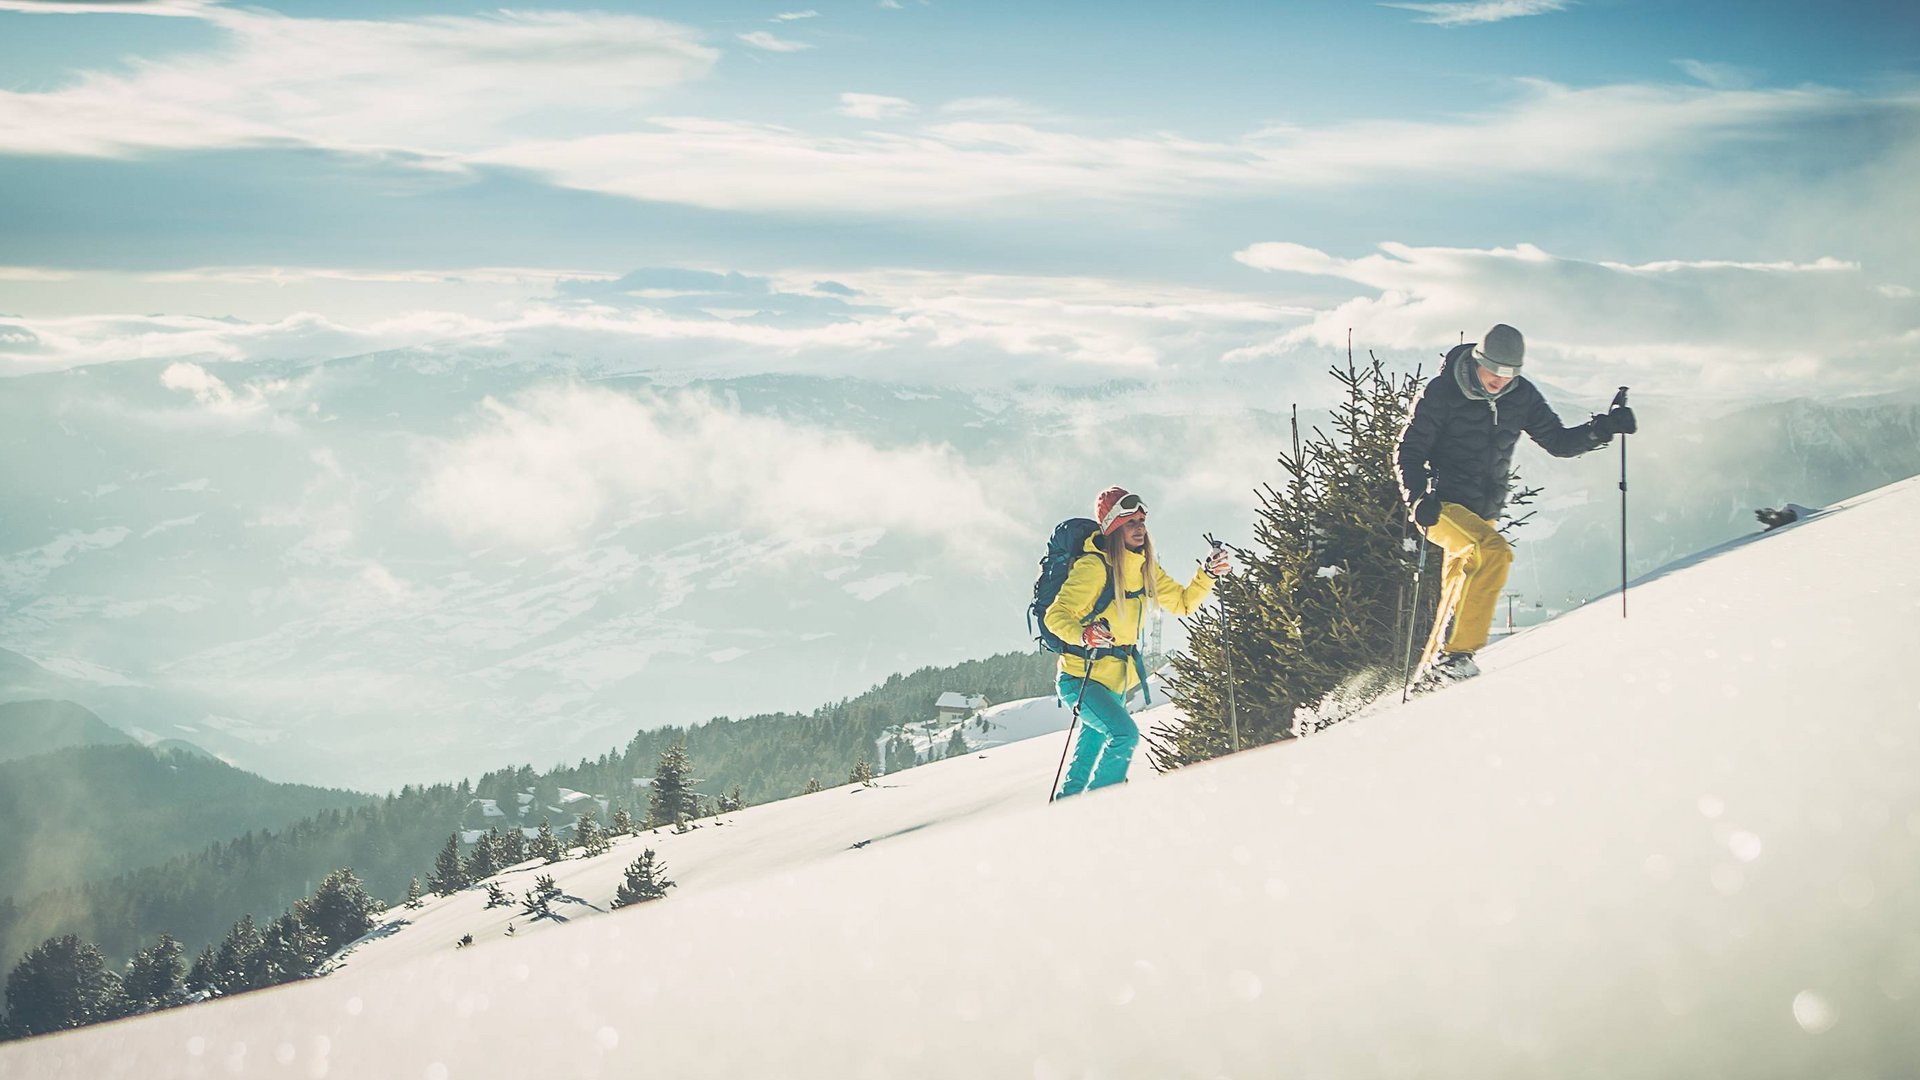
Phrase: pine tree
[
  {"left": 1158, "top": 354, "right": 1431, "bottom": 767},
  {"left": 404, "top": 877, "right": 425, "bottom": 910},
  {"left": 211, "top": 914, "right": 263, "bottom": 996},
  {"left": 609, "top": 803, "right": 636, "bottom": 837},
  {"left": 647, "top": 742, "right": 697, "bottom": 829},
  {"left": 428, "top": 833, "right": 467, "bottom": 896},
  {"left": 463, "top": 831, "right": 499, "bottom": 881},
  {"left": 484, "top": 882, "right": 514, "bottom": 909},
  {"left": 298, "top": 868, "right": 379, "bottom": 957},
  {"left": 611, "top": 850, "right": 676, "bottom": 909},
  {"left": 803, "top": 778, "right": 822, "bottom": 795},
  {"left": 849, "top": 759, "right": 875, "bottom": 786},
  {"left": 3, "top": 935, "right": 126, "bottom": 1036},
  {"left": 945, "top": 727, "right": 968, "bottom": 759},
  {"left": 185, "top": 944, "right": 217, "bottom": 995},
  {"left": 530, "top": 818, "right": 564, "bottom": 863},
  {"left": 122, "top": 933, "right": 186, "bottom": 1014},
  {"left": 574, "top": 810, "right": 609, "bottom": 858},
  {"left": 255, "top": 911, "right": 322, "bottom": 986},
  {"left": 718, "top": 786, "right": 744, "bottom": 814},
  {"left": 501, "top": 825, "right": 527, "bottom": 865}
]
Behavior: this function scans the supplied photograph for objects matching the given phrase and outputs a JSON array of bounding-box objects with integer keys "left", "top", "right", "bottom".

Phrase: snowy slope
[{"left": 9, "top": 476, "right": 1920, "bottom": 1077}]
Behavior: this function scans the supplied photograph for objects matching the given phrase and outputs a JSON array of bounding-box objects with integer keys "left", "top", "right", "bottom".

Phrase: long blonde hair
[{"left": 1096, "top": 527, "right": 1159, "bottom": 623}]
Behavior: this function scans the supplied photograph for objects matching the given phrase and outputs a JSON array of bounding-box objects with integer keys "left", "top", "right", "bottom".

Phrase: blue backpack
[
  {"left": 1027, "top": 518, "right": 1151, "bottom": 698},
  {"left": 1027, "top": 518, "right": 1111, "bottom": 654}
]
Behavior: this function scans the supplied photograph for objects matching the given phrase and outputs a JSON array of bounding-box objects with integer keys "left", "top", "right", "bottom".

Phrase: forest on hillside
[{"left": 0, "top": 650, "right": 1055, "bottom": 972}]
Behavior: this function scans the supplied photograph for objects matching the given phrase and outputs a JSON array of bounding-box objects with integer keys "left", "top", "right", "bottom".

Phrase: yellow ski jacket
[{"left": 1044, "top": 534, "right": 1215, "bottom": 696}]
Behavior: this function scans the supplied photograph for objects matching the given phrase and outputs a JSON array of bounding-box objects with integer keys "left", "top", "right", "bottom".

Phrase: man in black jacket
[{"left": 1395, "top": 323, "right": 1636, "bottom": 682}]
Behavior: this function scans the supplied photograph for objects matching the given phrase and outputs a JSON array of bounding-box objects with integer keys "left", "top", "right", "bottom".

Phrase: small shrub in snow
[
  {"left": 520, "top": 875, "right": 562, "bottom": 919},
  {"left": 611, "top": 850, "right": 675, "bottom": 909}
]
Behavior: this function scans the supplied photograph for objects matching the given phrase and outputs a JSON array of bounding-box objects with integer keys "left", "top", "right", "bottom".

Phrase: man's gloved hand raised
[{"left": 1591, "top": 403, "right": 1637, "bottom": 438}]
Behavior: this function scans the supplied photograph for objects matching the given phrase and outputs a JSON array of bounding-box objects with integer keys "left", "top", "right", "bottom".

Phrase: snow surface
[{"left": 8, "top": 476, "right": 1920, "bottom": 1077}]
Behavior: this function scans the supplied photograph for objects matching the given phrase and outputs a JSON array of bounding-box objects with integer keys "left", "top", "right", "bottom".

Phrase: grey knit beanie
[{"left": 1470, "top": 323, "right": 1525, "bottom": 377}]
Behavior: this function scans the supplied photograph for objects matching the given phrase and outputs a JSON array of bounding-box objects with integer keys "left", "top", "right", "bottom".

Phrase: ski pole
[
  {"left": 1049, "top": 646, "right": 1100, "bottom": 803},
  {"left": 1204, "top": 533, "right": 1240, "bottom": 754},
  {"left": 1399, "top": 531, "right": 1430, "bottom": 704},
  {"left": 1613, "top": 386, "right": 1629, "bottom": 618}
]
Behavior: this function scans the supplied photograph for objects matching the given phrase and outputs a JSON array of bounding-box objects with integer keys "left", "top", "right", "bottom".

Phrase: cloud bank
[
  {"left": 415, "top": 384, "right": 1017, "bottom": 550},
  {"left": 1231, "top": 241, "right": 1920, "bottom": 395}
]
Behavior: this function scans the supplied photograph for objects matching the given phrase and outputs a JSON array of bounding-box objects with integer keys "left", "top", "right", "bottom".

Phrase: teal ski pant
[{"left": 1056, "top": 673, "right": 1138, "bottom": 798}]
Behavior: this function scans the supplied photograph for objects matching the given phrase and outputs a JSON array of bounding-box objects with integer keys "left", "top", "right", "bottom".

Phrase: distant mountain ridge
[
  {"left": 0, "top": 699, "right": 137, "bottom": 763},
  {"left": 0, "top": 744, "right": 369, "bottom": 909}
]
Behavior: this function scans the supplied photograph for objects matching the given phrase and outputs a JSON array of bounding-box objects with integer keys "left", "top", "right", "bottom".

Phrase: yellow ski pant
[{"left": 1424, "top": 502, "right": 1513, "bottom": 657}]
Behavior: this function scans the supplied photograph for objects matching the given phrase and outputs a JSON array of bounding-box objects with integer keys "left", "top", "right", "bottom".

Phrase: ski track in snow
[{"left": 7, "top": 478, "right": 1920, "bottom": 1077}]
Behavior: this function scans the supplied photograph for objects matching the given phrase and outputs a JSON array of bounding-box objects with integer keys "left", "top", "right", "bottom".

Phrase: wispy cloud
[
  {"left": 1675, "top": 58, "right": 1758, "bottom": 90},
  {"left": 475, "top": 82, "right": 1871, "bottom": 215},
  {"left": 160, "top": 361, "right": 276, "bottom": 417},
  {"left": 415, "top": 385, "right": 1018, "bottom": 549},
  {"left": 0, "top": 8, "right": 717, "bottom": 157},
  {"left": 0, "top": 266, "right": 1302, "bottom": 383},
  {"left": 738, "top": 30, "right": 812, "bottom": 52},
  {"left": 1230, "top": 240, "right": 1920, "bottom": 395},
  {"left": 940, "top": 97, "right": 1060, "bottom": 123},
  {"left": 773, "top": 10, "right": 820, "bottom": 20},
  {"left": 0, "top": 0, "right": 217, "bottom": 17},
  {"left": 838, "top": 93, "right": 916, "bottom": 120},
  {"left": 1383, "top": 0, "right": 1572, "bottom": 27}
]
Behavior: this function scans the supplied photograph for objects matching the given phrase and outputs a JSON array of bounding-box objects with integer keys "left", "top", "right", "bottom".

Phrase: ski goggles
[{"left": 1099, "top": 492, "right": 1148, "bottom": 532}]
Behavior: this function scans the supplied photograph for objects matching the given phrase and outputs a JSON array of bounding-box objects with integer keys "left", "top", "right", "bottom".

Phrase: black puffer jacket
[{"left": 1395, "top": 343, "right": 1607, "bottom": 521}]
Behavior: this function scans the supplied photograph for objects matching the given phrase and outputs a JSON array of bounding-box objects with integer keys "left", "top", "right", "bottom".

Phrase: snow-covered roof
[
  {"left": 935, "top": 692, "right": 987, "bottom": 710},
  {"left": 556, "top": 788, "right": 592, "bottom": 805}
]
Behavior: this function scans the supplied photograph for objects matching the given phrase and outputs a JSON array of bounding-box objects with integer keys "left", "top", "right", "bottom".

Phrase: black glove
[
  {"left": 1592, "top": 404, "right": 1637, "bottom": 438},
  {"left": 1412, "top": 494, "right": 1441, "bottom": 528}
]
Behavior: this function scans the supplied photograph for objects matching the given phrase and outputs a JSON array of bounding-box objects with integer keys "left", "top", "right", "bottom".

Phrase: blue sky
[{"left": 1, "top": 0, "right": 1916, "bottom": 398}]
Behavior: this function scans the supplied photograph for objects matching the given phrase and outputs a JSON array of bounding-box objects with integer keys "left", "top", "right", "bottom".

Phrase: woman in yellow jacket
[{"left": 1045, "top": 486, "right": 1229, "bottom": 798}]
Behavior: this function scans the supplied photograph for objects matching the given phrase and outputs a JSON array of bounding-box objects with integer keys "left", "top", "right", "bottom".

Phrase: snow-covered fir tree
[
  {"left": 484, "top": 882, "right": 514, "bottom": 909},
  {"left": 501, "top": 825, "right": 527, "bottom": 865},
  {"left": 2, "top": 934, "right": 125, "bottom": 1037},
  {"left": 211, "top": 914, "right": 263, "bottom": 996},
  {"left": 122, "top": 933, "right": 186, "bottom": 1015},
  {"left": 463, "top": 829, "right": 499, "bottom": 880},
  {"left": 611, "top": 849, "right": 675, "bottom": 909},
  {"left": 609, "top": 803, "right": 635, "bottom": 837},
  {"left": 184, "top": 944, "right": 216, "bottom": 995},
  {"left": 803, "top": 778, "right": 822, "bottom": 795},
  {"left": 945, "top": 727, "right": 969, "bottom": 759},
  {"left": 1158, "top": 354, "right": 1433, "bottom": 766},
  {"left": 298, "top": 868, "right": 380, "bottom": 957},
  {"left": 530, "top": 818, "right": 564, "bottom": 863},
  {"left": 850, "top": 759, "right": 876, "bottom": 786},
  {"left": 254, "top": 911, "right": 321, "bottom": 986},
  {"left": 648, "top": 742, "right": 697, "bottom": 829},
  {"left": 428, "top": 834, "right": 467, "bottom": 896},
  {"left": 574, "top": 810, "right": 610, "bottom": 858},
  {"left": 404, "top": 877, "right": 424, "bottom": 909}
]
